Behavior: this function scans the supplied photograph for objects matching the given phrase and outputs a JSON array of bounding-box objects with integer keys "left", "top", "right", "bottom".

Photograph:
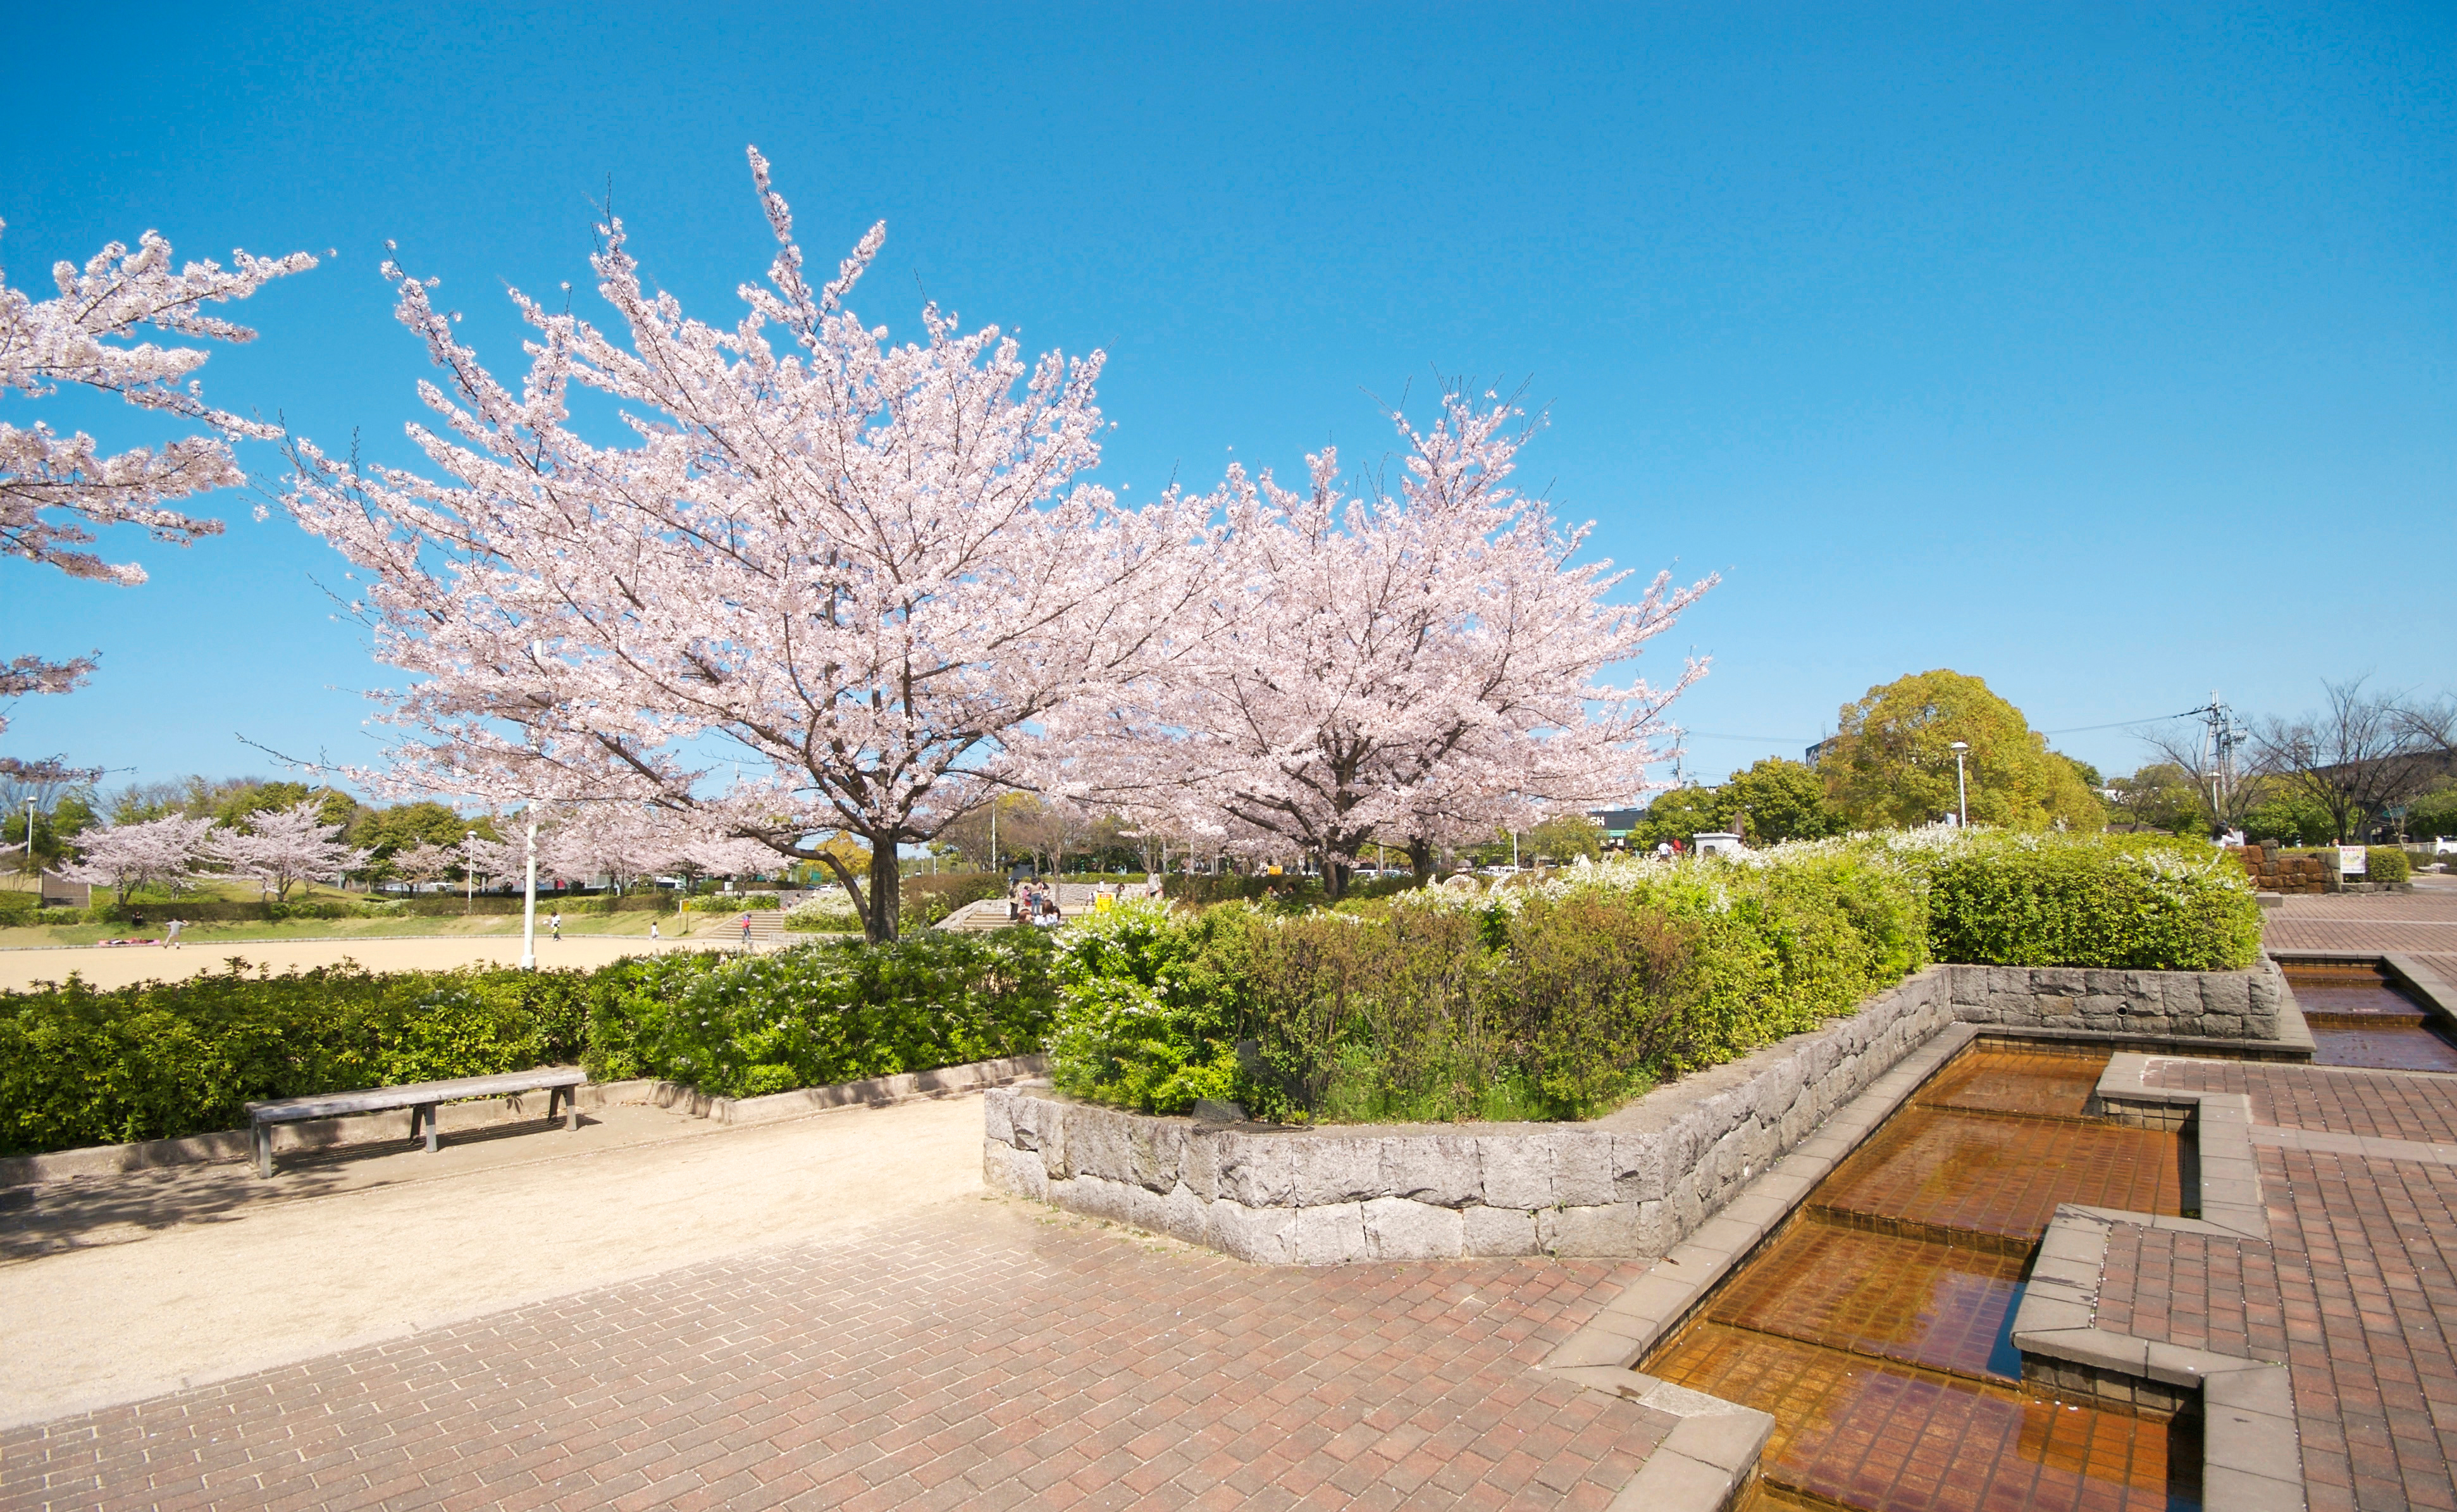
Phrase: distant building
[
  {"left": 1588, "top": 809, "right": 1646, "bottom": 848},
  {"left": 1804, "top": 737, "right": 1840, "bottom": 769}
]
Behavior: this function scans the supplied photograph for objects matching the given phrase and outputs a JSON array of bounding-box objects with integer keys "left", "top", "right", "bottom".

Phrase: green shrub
[
  {"left": 583, "top": 929, "right": 1056, "bottom": 1097},
  {"left": 0, "top": 964, "right": 595, "bottom": 1155},
  {"left": 1911, "top": 832, "right": 2262, "bottom": 970},
  {"left": 681, "top": 893, "right": 779, "bottom": 912},
  {"left": 0, "top": 892, "right": 37, "bottom": 926},
  {"left": 2366, "top": 847, "right": 2411, "bottom": 884}
]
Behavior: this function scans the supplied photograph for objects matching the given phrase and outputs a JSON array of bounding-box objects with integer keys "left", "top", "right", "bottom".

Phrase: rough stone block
[
  {"left": 1289, "top": 1203, "right": 1369, "bottom": 1265},
  {"left": 1462, "top": 1204, "right": 1540, "bottom": 1256},
  {"left": 1612, "top": 1132, "right": 1666, "bottom": 1204},
  {"left": 1207, "top": 1199, "right": 1293, "bottom": 1264},
  {"left": 1361, "top": 1196, "right": 1464, "bottom": 1260},
  {"left": 1380, "top": 1135, "right": 1482, "bottom": 1208},
  {"left": 1541, "top": 1201, "right": 1650, "bottom": 1257},
  {"left": 1126, "top": 1119, "right": 1184, "bottom": 1193},
  {"left": 983, "top": 1088, "right": 1015, "bottom": 1145},
  {"left": 1551, "top": 1134, "right": 1616, "bottom": 1207},
  {"left": 1160, "top": 1180, "right": 1207, "bottom": 1244},
  {"left": 1482, "top": 1134, "right": 1556, "bottom": 1209},
  {"left": 1290, "top": 1136, "right": 1386, "bottom": 1205},
  {"left": 1215, "top": 1132, "right": 1296, "bottom": 1207},
  {"left": 1127, "top": 1180, "right": 1171, "bottom": 1235},
  {"left": 2200, "top": 973, "right": 2251, "bottom": 1018},
  {"left": 1180, "top": 1129, "right": 1223, "bottom": 1202}
]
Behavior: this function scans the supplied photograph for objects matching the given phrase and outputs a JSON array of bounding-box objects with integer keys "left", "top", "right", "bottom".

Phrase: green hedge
[
  {"left": 585, "top": 930, "right": 1056, "bottom": 1097},
  {"left": 0, "top": 965, "right": 594, "bottom": 1154},
  {"left": 1909, "top": 833, "right": 2262, "bottom": 971},
  {"left": 2367, "top": 847, "right": 2411, "bottom": 884},
  {"left": 681, "top": 893, "right": 779, "bottom": 912},
  {"left": 1049, "top": 829, "right": 2258, "bottom": 1125}
]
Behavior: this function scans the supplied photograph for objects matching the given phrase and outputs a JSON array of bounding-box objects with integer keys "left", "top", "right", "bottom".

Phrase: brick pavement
[
  {"left": 2101, "top": 1047, "right": 2457, "bottom": 1512},
  {"left": 2263, "top": 885, "right": 2457, "bottom": 985},
  {"left": 0, "top": 1199, "right": 1666, "bottom": 1512},
  {"left": 2145, "top": 1058, "right": 2457, "bottom": 1145}
]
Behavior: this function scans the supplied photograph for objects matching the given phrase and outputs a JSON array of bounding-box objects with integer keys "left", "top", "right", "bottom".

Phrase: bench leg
[
  {"left": 256, "top": 1123, "right": 273, "bottom": 1179},
  {"left": 553, "top": 1086, "right": 578, "bottom": 1131},
  {"left": 421, "top": 1103, "right": 440, "bottom": 1153}
]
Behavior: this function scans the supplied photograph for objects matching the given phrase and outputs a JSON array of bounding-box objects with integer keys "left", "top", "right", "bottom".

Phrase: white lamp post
[
  {"left": 464, "top": 830, "right": 477, "bottom": 914},
  {"left": 519, "top": 805, "right": 540, "bottom": 970},
  {"left": 1950, "top": 741, "right": 1971, "bottom": 828}
]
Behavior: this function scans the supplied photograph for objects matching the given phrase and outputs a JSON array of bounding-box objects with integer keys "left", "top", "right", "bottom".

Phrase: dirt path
[{"left": 0, "top": 931, "right": 733, "bottom": 989}]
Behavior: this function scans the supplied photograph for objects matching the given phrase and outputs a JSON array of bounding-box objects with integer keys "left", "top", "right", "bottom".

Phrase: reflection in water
[
  {"left": 1643, "top": 1046, "right": 2197, "bottom": 1512},
  {"left": 2288, "top": 965, "right": 2457, "bottom": 1072}
]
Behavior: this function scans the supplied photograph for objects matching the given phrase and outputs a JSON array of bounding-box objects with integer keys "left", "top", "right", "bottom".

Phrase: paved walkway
[
  {"left": 3, "top": 1201, "right": 1657, "bottom": 1511},
  {"left": 2264, "top": 878, "right": 2457, "bottom": 984},
  {"left": 2124, "top": 1058, "right": 2457, "bottom": 1512}
]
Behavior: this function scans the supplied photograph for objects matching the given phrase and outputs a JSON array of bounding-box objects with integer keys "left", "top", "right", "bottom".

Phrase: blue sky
[{"left": 2, "top": 4, "right": 2449, "bottom": 796}]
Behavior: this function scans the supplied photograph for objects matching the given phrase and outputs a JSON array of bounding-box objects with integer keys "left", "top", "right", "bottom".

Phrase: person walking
[
  {"left": 648, "top": 919, "right": 661, "bottom": 941},
  {"left": 740, "top": 911, "right": 754, "bottom": 949},
  {"left": 548, "top": 909, "right": 563, "bottom": 941},
  {"left": 163, "top": 917, "right": 183, "bottom": 950}
]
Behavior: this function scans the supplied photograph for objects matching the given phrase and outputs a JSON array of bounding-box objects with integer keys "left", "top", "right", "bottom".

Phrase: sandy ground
[
  {"left": 0, "top": 931, "right": 733, "bottom": 990},
  {"left": 0, "top": 1091, "right": 994, "bottom": 1425}
]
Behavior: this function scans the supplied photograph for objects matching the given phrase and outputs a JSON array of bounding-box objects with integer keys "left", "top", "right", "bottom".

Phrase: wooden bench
[{"left": 245, "top": 1066, "right": 589, "bottom": 1177}]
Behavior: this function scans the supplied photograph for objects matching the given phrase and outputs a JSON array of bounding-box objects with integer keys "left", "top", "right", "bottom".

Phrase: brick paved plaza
[
  {"left": 6, "top": 881, "right": 2457, "bottom": 1510},
  {"left": 3, "top": 1203, "right": 1662, "bottom": 1511}
]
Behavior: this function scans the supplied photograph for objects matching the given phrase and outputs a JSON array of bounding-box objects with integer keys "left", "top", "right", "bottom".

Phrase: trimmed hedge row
[
  {"left": 0, "top": 930, "right": 1063, "bottom": 1155},
  {"left": 0, "top": 965, "right": 595, "bottom": 1155},
  {"left": 1048, "top": 829, "right": 2260, "bottom": 1124}
]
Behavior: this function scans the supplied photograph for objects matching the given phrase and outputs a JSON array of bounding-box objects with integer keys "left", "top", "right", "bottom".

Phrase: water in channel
[
  {"left": 2287, "top": 964, "right": 2457, "bottom": 1072},
  {"left": 1641, "top": 1044, "right": 2200, "bottom": 1511}
]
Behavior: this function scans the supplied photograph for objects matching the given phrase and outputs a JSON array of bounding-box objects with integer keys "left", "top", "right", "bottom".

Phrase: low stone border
[
  {"left": 647, "top": 1053, "right": 1046, "bottom": 1125},
  {"left": 1946, "top": 957, "right": 2292, "bottom": 1040},
  {"left": 984, "top": 968, "right": 1960, "bottom": 1263},
  {"left": 1538, "top": 1022, "right": 1981, "bottom": 1372},
  {"left": 0, "top": 1053, "right": 1046, "bottom": 1187}
]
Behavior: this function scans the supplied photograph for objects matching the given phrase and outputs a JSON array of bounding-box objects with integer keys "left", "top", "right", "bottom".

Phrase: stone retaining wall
[
  {"left": 982, "top": 965, "right": 1957, "bottom": 1263},
  {"left": 1945, "top": 959, "right": 2287, "bottom": 1039}
]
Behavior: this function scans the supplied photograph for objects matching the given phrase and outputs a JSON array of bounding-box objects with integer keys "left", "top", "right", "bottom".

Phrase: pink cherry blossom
[
  {"left": 282, "top": 149, "right": 1210, "bottom": 941},
  {"left": 1, "top": 221, "right": 314, "bottom": 731}
]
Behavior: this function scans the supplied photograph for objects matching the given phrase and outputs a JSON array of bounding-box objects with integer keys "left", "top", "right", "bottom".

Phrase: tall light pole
[
  {"left": 519, "top": 805, "right": 540, "bottom": 970},
  {"left": 464, "top": 829, "right": 477, "bottom": 915},
  {"left": 1950, "top": 741, "right": 1971, "bottom": 827}
]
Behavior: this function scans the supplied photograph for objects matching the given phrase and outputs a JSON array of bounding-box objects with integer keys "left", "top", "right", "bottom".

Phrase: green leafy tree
[
  {"left": 1633, "top": 784, "right": 1733, "bottom": 849},
  {"left": 1823, "top": 669, "right": 2103, "bottom": 833},
  {"left": 1720, "top": 757, "right": 1843, "bottom": 843},
  {"left": 1524, "top": 814, "right": 1606, "bottom": 863},
  {"left": 2107, "top": 763, "right": 2209, "bottom": 836},
  {"left": 2408, "top": 781, "right": 2457, "bottom": 843},
  {"left": 2242, "top": 786, "right": 2341, "bottom": 845}
]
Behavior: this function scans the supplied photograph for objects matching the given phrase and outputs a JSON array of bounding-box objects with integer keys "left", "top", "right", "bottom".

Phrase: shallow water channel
[
  {"left": 1641, "top": 1044, "right": 2199, "bottom": 1511},
  {"left": 2287, "top": 963, "right": 2457, "bottom": 1072}
]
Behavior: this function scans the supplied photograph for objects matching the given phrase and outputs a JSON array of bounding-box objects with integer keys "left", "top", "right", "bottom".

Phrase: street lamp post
[
  {"left": 519, "top": 805, "right": 540, "bottom": 970},
  {"left": 1950, "top": 741, "right": 1971, "bottom": 827},
  {"left": 464, "top": 830, "right": 476, "bottom": 915}
]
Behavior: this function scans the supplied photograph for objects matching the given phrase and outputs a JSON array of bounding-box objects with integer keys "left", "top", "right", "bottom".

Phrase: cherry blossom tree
[
  {"left": 536, "top": 804, "right": 688, "bottom": 895},
  {"left": 1, "top": 221, "right": 314, "bottom": 732},
  {"left": 59, "top": 812, "right": 217, "bottom": 903},
  {"left": 462, "top": 832, "right": 521, "bottom": 891},
  {"left": 282, "top": 149, "right": 1209, "bottom": 941},
  {"left": 206, "top": 800, "right": 369, "bottom": 902},
  {"left": 389, "top": 840, "right": 460, "bottom": 891},
  {"left": 1058, "top": 393, "right": 1711, "bottom": 900}
]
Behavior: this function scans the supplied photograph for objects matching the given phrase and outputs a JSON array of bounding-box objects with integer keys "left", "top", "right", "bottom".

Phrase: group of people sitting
[{"left": 1008, "top": 879, "right": 1065, "bottom": 926}]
